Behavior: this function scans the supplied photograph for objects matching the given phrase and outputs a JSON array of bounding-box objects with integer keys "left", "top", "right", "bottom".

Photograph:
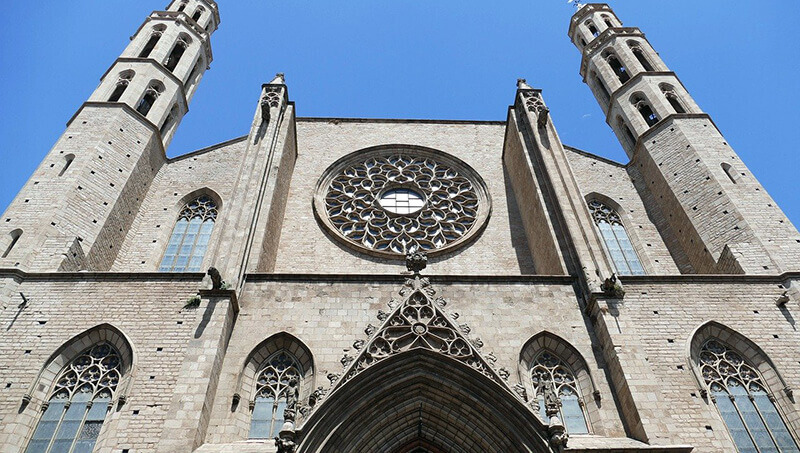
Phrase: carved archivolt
[{"left": 314, "top": 146, "right": 491, "bottom": 258}]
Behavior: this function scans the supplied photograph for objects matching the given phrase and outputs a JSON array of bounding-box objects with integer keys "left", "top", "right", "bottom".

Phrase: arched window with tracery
[
  {"left": 108, "top": 70, "right": 134, "bottom": 103},
  {"left": 530, "top": 351, "right": 589, "bottom": 434},
  {"left": 138, "top": 25, "right": 165, "bottom": 58},
  {"left": 660, "top": 83, "right": 687, "bottom": 114},
  {"left": 165, "top": 34, "right": 191, "bottom": 72},
  {"left": 628, "top": 40, "right": 655, "bottom": 72},
  {"left": 135, "top": 81, "right": 164, "bottom": 117},
  {"left": 588, "top": 199, "right": 644, "bottom": 275},
  {"left": 699, "top": 339, "right": 799, "bottom": 452},
  {"left": 631, "top": 94, "right": 659, "bottom": 127},
  {"left": 25, "top": 343, "right": 122, "bottom": 453},
  {"left": 603, "top": 50, "right": 630, "bottom": 84},
  {"left": 249, "top": 351, "right": 302, "bottom": 439},
  {"left": 159, "top": 195, "right": 217, "bottom": 272}
]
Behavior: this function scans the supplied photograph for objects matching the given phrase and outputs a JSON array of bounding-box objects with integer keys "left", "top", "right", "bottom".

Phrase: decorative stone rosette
[{"left": 314, "top": 145, "right": 491, "bottom": 258}]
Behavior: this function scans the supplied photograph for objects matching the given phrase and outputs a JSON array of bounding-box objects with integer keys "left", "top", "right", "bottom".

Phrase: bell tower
[
  {"left": 569, "top": 3, "right": 800, "bottom": 274},
  {"left": 0, "top": 1, "right": 219, "bottom": 272}
]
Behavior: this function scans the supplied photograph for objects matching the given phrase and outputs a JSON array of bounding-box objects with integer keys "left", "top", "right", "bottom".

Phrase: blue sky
[{"left": 1, "top": 1, "right": 798, "bottom": 227}]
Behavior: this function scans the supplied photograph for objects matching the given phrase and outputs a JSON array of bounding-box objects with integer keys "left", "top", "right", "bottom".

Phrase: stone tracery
[{"left": 316, "top": 148, "right": 490, "bottom": 257}]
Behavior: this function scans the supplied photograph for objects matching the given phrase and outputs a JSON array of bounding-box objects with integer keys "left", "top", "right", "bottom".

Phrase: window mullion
[
  {"left": 729, "top": 395, "right": 763, "bottom": 452},
  {"left": 67, "top": 404, "right": 91, "bottom": 453},
  {"left": 172, "top": 219, "right": 191, "bottom": 271},
  {"left": 44, "top": 404, "right": 68, "bottom": 453},
  {"left": 749, "top": 393, "right": 783, "bottom": 452},
  {"left": 608, "top": 223, "right": 633, "bottom": 274}
]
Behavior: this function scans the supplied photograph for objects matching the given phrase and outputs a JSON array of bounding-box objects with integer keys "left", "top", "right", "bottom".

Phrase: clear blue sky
[{"left": 1, "top": 1, "right": 798, "bottom": 228}]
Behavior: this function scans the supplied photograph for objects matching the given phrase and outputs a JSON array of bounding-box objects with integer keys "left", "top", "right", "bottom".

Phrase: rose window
[{"left": 314, "top": 146, "right": 491, "bottom": 257}]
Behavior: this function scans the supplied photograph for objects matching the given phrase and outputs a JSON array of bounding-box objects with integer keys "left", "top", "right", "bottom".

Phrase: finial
[
  {"left": 517, "top": 78, "right": 533, "bottom": 90},
  {"left": 269, "top": 72, "right": 285, "bottom": 85},
  {"left": 405, "top": 251, "right": 428, "bottom": 275}
]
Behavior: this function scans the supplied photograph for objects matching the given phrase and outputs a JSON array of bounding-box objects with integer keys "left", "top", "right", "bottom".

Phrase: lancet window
[
  {"left": 588, "top": 199, "right": 645, "bottom": 275},
  {"left": 138, "top": 26, "right": 164, "bottom": 58},
  {"left": 108, "top": 70, "right": 134, "bottom": 103},
  {"left": 159, "top": 195, "right": 217, "bottom": 272},
  {"left": 660, "top": 83, "right": 687, "bottom": 114},
  {"left": 165, "top": 35, "right": 191, "bottom": 72},
  {"left": 603, "top": 51, "right": 630, "bottom": 84},
  {"left": 25, "top": 343, "right": 122, "bottom": 453},
  {"left": 249, "top": 351, "right": 302, "bottom": 439},
  {"left": 632, "top": 94, "right": 659, "bottom": 127},
  {"left": 699, "top": 340, "right": 799, "bottom": 452},
  {"left": 530, "top": 351, "right": 589, "bottom": 434},
  {"left": 135, "top": 82, "right": 164, "bottom": 117}
]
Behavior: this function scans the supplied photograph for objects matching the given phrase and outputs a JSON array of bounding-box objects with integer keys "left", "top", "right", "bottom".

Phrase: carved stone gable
[{"left": 330, "top": 273, "right": 506, "bottom": 391}]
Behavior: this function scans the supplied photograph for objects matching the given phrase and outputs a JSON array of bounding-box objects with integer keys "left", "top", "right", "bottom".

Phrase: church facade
[{"left": 1, "top": 1, "right": 798, "bottom": 452}]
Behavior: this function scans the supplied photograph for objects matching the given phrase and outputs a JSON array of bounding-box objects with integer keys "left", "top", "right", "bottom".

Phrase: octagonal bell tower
[
  {"left": 569, "top": 4, "right": 800, "bottom": 274},
  {"left": 0, "top": 1, "right": 220, "bottom": 272}
]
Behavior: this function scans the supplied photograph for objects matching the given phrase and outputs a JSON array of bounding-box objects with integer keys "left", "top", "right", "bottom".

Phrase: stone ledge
[
  {"left": 243, "top": 273, "right": 576, "bottom": 284},
  {"left": 0, "top": 268, "right": 205, "bottom": 282}
]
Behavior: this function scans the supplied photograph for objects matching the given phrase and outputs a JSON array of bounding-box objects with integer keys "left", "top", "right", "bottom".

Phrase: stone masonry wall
[
  {"left": 272, "top": 119, "right": 537, "bottom": 275},
  {"left": 606, "top": 278, "right": 800, "bottom": 451},
  {"left": 203, "top": 278, "right": 628, "bottom": 445},
  {"left": 565, "top": 147, "right": 679, "bottom": 275},
  {"left": 113, "top": 137, "right": 248, "bottom": 272},
  {"left": 0, "top": 274, "right": 205, "bottom": 452}
]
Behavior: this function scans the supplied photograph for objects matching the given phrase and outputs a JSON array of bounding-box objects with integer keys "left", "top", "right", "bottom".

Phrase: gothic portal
[{"left": 0, "top": 2, "right": 799, "bottom": 453}]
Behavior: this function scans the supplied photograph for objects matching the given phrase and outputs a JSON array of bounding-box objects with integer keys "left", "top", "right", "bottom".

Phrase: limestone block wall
[
  {"left": 202, "top": 278, "right": 628, "bottom": 445},
  {"left": 0, "top": 106, "right": 164, "bottom": 272},
  {"left": 0, "top": 273, "right": 205, "bottom": 452},
  {"left": 605, "top": 277, "right": 800, "bottom": 451},
  {"left": 272, "top": 119, "right": 537, "bottom": 275},
  {"left": 112, "top": 137, "right": 248, "bottom": 272},
  {"left": 565, "top": 147, "right": 679, "bottom": 275}
]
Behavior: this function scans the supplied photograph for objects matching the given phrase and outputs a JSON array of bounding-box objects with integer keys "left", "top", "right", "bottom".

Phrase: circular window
[
  {"left": 314, "top": 145, "right": 491, "bottom": 258},
  {"left": 378, "top": 188, "right": 426, "bottom": 215}
]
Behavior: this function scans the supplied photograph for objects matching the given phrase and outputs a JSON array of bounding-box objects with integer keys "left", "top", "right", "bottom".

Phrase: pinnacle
[{"left": 269, "top": 72, "right": 286, "bottom": 85}]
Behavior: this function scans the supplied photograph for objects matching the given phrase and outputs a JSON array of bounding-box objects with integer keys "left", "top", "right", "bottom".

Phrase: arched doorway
[{"left": 297, "top": 348, "right": 553, "bottom": 453}]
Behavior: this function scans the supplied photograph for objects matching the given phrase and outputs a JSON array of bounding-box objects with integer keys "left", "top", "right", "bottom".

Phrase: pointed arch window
[
  {"left": 589, "top": 200, "right": 645, "bottom": 275},
  {"left": 530, "top": 352, "right": 589, "bottom": 434},
  {"left": 165, "top": 35, "right": 191, "bottom": 72},
  {"left": 136, "top": 82, "right": 164, "bottom": 117},
  {"left": 585, "top": 20, "right": 599, "bottom": 38},
  {"left": 632, "top": 94, "right": 659, "bottom": 127},
  {"left": 628, "top": 41, "right": 655, "bottom": 72},
  {"left": 699, "top": 339, "right": 799, "bottom": 452},
  {"left": 159, "top": 195, "right": 217, "bottom": 272},
  {"left": 249, "top": 351, "right": 302, "bottom": 439},
  {"left": 192, "top": 6, "right": 205, "bottom": 23},
  {"left": 25, "top": 343, "right": 122, "bottom": 453},
  {"left": 603, "top": 51, "right": 630, "bottom": 84},
  {"left": 108, "top": 70, "right": 134, "bottom": 103},
  {"left": 138, "top": 27, "right": 164, "bottom": 58},
  {"left": 660, "top": 84, "right": 687, "bottom": 114}
]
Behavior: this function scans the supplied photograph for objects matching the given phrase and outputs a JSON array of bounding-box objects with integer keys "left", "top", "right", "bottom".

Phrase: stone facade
[{"left": 0, "top": 2, "right": 798, "bottom": 453}]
